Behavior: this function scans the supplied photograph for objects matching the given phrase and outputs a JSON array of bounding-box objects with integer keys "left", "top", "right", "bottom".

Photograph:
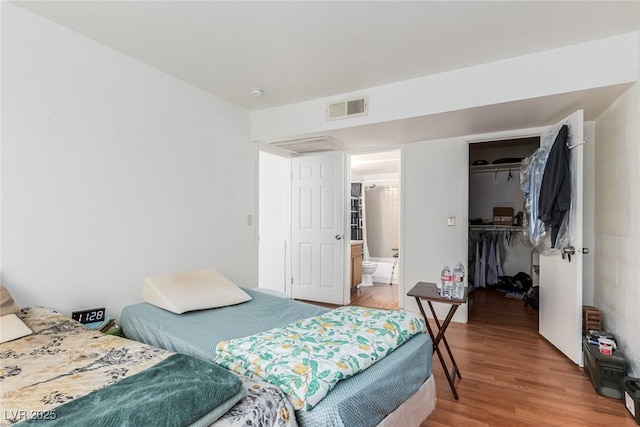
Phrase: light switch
[
  {"left": 447, "top": 216, "right": 456, "bottom": 226},
  {"left": 247, "top": 214, "right": 253, "bottom": 226}
]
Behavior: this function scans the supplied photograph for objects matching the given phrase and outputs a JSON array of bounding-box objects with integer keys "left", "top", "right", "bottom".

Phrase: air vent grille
[
  {"left": 271, "top": 136, "right": 342, "bottom": 155},
  {"left": 326, "top": 96, "right": 368, "bottom": 121}
]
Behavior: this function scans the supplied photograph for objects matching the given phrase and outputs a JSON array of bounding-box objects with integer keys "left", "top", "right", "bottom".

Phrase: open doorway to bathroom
[{"left": 349, "top": 150, "right": 401, "bottom": 310}]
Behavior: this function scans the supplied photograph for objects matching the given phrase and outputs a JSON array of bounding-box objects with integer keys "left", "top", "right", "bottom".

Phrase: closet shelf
[
  {"left": 469, "top": 225, "right": 523, "bottom": 232},
  {"left": 469, "top": 162, "right": 522, "bottom": 174}
]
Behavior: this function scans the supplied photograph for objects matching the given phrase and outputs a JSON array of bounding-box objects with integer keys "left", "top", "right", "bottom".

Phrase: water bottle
[
  {"left": 440, "top": 265, "right": 452, "bottom": 298},
  {"left": 453, "top": 262, "right": 465, "bottom": 299}
]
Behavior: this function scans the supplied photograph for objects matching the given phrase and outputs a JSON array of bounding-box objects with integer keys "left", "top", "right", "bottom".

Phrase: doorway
[
  {"left": 349, "top": 150, "right": 401, "bottom": 310},
  {"left": 467, "top": 137, "right": 540, "bottom": 324}
]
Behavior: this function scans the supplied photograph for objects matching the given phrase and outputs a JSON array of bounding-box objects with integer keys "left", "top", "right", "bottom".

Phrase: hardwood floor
[
  {"left": 422, "top": 288, "right": 635, "bottom": 426},
  {"left": 300, "top": 287, "right": 635, "bottom": 426},
  {"left": 351, "top": 282, "right": 399, "bottom": 310}
]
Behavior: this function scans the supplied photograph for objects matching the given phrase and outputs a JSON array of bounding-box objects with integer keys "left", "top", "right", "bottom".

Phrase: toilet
[{"left": 360, "top": 261, "right": 378, "bottom": 287}]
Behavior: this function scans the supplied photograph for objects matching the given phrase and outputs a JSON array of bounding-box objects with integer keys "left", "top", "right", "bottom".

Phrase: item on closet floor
[
  {"left": 504, "top": 292, "right": 524, "bottom": 299},
  {"left": 583, "top": 337, "right": 628, "bottom": 399},
  {"left": 582, "top": 306, "right": 602, "bottom": 332},
  {"left": 496, "top": 272, "right": 532, "bottom": 293},
  {"left": 523, "top": 286, "right": 539, "bottom": 310},
  {"left": 472, "top": 160, "right": 488, "bottom": 166},
  {"left": 623, "top": 377, "right": 640, "bottom": 425}
]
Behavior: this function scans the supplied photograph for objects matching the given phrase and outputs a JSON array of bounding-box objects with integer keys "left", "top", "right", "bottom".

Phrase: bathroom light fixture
[{"left": 250, "top": 87, "right": 264, "bottom": 97}]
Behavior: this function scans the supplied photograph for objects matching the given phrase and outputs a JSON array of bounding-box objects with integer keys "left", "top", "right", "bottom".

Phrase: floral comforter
[
  {"left": 0, "top": 307, "right": 296, "bottom": 427},
  {"left": 214, "top": 306, "right": 426, "bottom": 411}
]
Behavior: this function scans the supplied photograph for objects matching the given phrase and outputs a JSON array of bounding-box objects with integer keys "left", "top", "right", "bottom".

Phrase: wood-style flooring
[
  {"left": 351, "top": 282, "right": 399, "bottom": 310},
  {"left": 301, "top": 287, "right": 636, "bottom": 426},
  {"left": 422, "top": 289, "right": 635, "bottom": 426}
]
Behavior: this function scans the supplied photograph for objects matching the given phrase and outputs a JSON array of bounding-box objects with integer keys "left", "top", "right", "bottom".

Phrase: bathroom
[{"left": 350, "top": 150, "right": 400, "bottom": 309}]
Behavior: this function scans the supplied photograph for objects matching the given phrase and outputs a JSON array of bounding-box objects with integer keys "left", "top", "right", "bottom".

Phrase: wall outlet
[{"left": 447, "top": 216, "right": 456, "bottom": 226}]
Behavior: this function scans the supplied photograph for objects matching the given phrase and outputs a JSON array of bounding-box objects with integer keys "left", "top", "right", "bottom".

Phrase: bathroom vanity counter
[{"left": 351, "top": 242, "right": 363, "bottom": 289}]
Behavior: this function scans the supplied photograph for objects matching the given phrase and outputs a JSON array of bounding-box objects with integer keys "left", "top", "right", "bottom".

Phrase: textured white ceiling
[{"left": 14, "top": 1, "right": 639, "bottom": 111}]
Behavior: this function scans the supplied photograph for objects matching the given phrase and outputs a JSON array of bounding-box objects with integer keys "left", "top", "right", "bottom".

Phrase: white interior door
[
  {"left": 292, "top": 152, "right": 345, "bottom": 304},
  {"left": 538, "top": 110, "right": 584, "bottom": 365}
]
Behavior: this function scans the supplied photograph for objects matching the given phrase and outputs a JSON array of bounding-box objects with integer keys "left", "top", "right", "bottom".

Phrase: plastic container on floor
[
  {"left": 583, "top": 337, "right": 628, "bottom": 399},
  {"left": 623, "top": 377, "right": 640, "bottom": 425}
]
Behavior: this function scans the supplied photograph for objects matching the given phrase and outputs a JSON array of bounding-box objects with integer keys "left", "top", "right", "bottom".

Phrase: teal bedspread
[
  {"left": 21, "top": 354, "right": 244, "bottom": 427},
  {"left": 121, "top": 289, "right": 433, "bottom": 427}
]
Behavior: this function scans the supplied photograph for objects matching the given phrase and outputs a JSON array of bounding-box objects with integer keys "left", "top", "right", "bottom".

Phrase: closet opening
[{"left": 467, "top": 137, "right": 540, "bottom": 327}]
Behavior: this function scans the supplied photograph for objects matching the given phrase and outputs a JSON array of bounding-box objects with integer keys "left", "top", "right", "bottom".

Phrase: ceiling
[{"left": 14, "top": 1, "right": 640, "bottom": 112}]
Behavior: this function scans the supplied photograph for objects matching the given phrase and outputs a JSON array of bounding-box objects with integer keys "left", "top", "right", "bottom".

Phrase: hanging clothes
[
  {"left": 486, "top": 234, "right": 499, "bottom": 286},
  {"left": 496, "top": 236, "right": 504, "bottom": 277},
  {"left": 538, "top": 124, "right": 571, "bottom": 248},
  {"left": 479, "top": 236, "right": 487, "bottom": 288},
  {"left": 521, "top": 148, "right": 549, "bottom": 247},
  {"left": 474, "top": 239, "right": 482, "bottom": 288}
]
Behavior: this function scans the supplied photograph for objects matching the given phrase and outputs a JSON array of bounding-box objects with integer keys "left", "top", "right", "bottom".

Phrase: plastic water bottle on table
[
  {"left": 453, "top": 262, "right": 465, "bottom": 299},
  {"left": 440, "top": 265, "right": 453, "bottom": 298}
]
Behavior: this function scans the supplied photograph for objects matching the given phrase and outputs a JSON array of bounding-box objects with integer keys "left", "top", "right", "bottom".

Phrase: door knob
[
  {"left": 562, "top": 246, "right": 576, "bottom": 262},
  {"left": 335, "top": 234, "right": 343, "bottom": 240}
]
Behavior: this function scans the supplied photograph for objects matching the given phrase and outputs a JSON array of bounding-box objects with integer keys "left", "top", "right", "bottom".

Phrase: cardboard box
[{"left": 493, "top": 207, "right": 514, "bottom": 225}]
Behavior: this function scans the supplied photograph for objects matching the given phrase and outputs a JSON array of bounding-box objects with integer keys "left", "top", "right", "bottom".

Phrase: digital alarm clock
[{"left": 71, "top": 307, "right": 106, "bottom": 324}]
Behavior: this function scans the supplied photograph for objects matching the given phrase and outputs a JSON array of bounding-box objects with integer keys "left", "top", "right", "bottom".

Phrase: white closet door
[{"left": 538, "top": 110, "right": 584, "bottom": 365}]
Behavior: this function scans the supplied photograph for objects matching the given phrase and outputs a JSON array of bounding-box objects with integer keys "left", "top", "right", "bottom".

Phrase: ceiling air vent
[
  {"left": 271, "top": 136, "right": 342, "bottom": 155},
  {"left": 326, "top": 96, "right": 368, "bottom": 121}
]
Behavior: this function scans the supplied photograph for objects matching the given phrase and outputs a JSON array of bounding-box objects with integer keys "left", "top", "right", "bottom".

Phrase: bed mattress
[
  {"left": 121, "top": 289, "right": 433, "bottom": 427},
  {"left": 1, "top": 307, "right": 296, "bottom": 427}
]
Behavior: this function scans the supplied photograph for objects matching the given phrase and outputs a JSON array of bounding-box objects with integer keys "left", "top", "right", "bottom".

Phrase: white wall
[
  {"left": 582, "top": 122, "right": 596, "bottom": 306},
  {"left": 594, "top": 83, "right": 640, "bottom": 376},
  {"left": 1, "top": 4, "right": 257, "bottom": 319},
  {"left": 403, "top": 137, "right": 469, "bottom": 322},
  {"left": 258, "top": 151, "right": 291, "bottom": 295},
  {"left": 252, "top": 33, "right": 638, "bottom": 143}
]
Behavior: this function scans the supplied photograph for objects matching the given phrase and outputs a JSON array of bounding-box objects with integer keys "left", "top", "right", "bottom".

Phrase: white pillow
[
  {"left": 142, "top": 268, "right": 252, "bottom": 314},
  {"left": 0, "top": 314, "right": 33, "bottom": 343}
]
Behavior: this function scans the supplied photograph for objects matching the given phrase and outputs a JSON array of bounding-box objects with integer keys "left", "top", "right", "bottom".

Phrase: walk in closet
[{"left": 468, "top": 137, "right": 539, "bottom": 294}]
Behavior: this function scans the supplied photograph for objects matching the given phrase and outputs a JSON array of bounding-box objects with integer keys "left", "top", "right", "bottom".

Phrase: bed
[
  {"left": 121, "top": 288, "right": 436, "bottom": 427},
  {"left": 0, "top": 306, "right": 297, "bottom": 427}
]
